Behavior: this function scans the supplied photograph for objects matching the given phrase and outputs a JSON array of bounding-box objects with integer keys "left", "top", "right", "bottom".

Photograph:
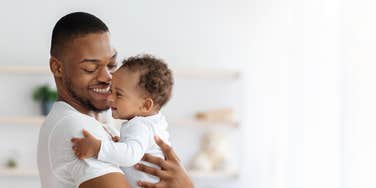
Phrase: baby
[{"left": 71, "top": 54, "right": 174, "bottom": 187}]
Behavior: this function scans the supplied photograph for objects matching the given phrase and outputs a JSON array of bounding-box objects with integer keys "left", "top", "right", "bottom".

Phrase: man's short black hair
[{"left": 50, "top": 12, "right": 109, "bottom": 57}]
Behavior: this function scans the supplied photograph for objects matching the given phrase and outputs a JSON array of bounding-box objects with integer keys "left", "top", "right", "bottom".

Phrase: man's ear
[
  {"left": 142, "top": 98, "right": 154, "bottom": 112},
  {"left": 50, "top": 56, "right": 63, "bottom": 77}
]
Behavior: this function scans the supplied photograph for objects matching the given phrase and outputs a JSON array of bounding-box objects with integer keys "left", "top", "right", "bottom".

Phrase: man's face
[{"left": 59, "top": 32, "right": 117, "bottom": 112}]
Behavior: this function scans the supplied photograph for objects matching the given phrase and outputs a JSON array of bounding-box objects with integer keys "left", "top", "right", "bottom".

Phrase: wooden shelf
[
  {"left": 174, "top": 68, "right": 240, "bottom": 80},
  {"left": 0, "top": 168, "right": 237, "bottom": 179},
  {"left": 188, "top": 170, "right": 238, "bottom": 179},
  {"left": 0, "top": 65, "right": 241, "bottom": 79},
  {"left": 0, "top": 116, "right": 45, "bottom": 125},
  {"left": 0, "top": 116, "right": 238, "bottom": 128},
  {"left": 0, "top": 168, "right": 39, "bottom": 177},
  {"left": 168, "top": 118, "right": 239, "bottom": 128},
  {"left": 0, "top": 65, "right": 50, "bottom": 74}
]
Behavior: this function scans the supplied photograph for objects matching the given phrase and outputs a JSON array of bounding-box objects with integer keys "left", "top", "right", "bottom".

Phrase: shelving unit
[
  {"left": 0, "top": 168, "right": 237, "bottom": 179},
  {"left": 188, "top": 170, "right": 238, "bottom": 179},
  {"left": 0, "top": 65, "right": 242, "bottom": 181},
  {"left": 0, "top": 115, "right": 238, "bottom": 128},
  {"left": 0, "top": 65, "right": 240, "bottom": 80},
  {"left": 0, "top": 168, "right": 39, "bottom": 177},
  {"left": 0, "top": 116, "right": 45, "bottom": 125}
]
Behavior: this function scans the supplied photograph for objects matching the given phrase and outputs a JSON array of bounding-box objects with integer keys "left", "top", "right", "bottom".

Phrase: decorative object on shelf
[
  {"left": 32, "top": 84, "right": 57, "bottom": 116},
  {"left": 189, "top": 131, "right": 235, "bottom": 174},
  {"left": 6, "top": 158, "right": 17, "bottom": 169},
  {"left": 195, "top": 107, "right": 235, "bottom": 122}
]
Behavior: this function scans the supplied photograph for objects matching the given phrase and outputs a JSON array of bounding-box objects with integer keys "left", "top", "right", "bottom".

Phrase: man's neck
[{"left": 57, "top": 96, "right": 99, "bottom": 119}]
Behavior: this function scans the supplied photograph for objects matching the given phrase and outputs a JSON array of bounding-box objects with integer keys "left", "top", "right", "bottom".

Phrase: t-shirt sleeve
[
  {"left": 49, "top": 114, "right": 123, "bottom": 187},
  {"left": 97, "top": 120, "right": 152, "bottom": 167}
]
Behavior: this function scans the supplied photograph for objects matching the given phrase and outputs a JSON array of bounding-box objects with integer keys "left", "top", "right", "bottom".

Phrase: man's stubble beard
[{"left": 65, "top": 78, "right": 108, "bottom": 113}]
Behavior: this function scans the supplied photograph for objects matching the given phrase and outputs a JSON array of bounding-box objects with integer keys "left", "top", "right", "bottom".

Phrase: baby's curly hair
[{"left": 120, "top": 54, "right": 174, "bottom": 110}]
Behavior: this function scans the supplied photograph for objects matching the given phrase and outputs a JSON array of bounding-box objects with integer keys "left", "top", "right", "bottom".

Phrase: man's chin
[{"left": 90, "top": 101, "right": 110, "bottom": 112}]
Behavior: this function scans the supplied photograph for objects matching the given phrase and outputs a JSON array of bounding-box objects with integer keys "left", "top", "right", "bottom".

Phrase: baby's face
[{"left": 108, "top": 68, "right": 145, "bottom": 120}]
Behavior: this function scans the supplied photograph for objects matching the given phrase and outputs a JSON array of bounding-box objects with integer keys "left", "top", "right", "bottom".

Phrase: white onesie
[{"left": 97, "top": 113, "right": 171, "bottom": 188}]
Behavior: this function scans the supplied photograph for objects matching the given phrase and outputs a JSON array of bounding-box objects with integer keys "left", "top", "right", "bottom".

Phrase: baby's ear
[{"left": 142, "top": 98, "right": 154, "bottom": 112}]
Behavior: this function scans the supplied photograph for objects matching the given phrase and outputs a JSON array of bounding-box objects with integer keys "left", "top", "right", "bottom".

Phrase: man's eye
[
  {"left": 83, "top": 69, "right": 96, "bottom": 73},
  {"left": 116, "top": 92, "right": 121, "bottom": 96}
]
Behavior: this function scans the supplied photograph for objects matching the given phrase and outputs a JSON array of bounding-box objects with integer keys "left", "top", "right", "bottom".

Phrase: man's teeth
[{"left": 92, "top": 87, "right": 110, "bottom": 94}]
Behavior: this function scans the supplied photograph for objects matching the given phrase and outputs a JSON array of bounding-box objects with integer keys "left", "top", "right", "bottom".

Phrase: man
[{"left": 37, "top": 12, "right": 194, "bottom": 188}]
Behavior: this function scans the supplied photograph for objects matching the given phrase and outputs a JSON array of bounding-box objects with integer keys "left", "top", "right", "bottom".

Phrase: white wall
[
  {"left": 343, "top": 0, "right": 376, "bottom": 188},
  {"left": 244, "top": 0, "right": 343, "bottom": 187},
  {"left": 0, "top": 0, "right": 250, "bottom": 188},
  {"left": 1, "top": 0, "right": 375, "bottom": 188}
]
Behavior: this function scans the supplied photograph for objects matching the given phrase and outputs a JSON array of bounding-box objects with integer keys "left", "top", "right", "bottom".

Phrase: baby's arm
[
  {"left": 71, "top": 129, "right": 101, "bottom": 159},
  {"left": 97, "top": 123, "right": 152, "bottom": 167},
  {"left": 71, "top": 130, "right": 121, "bottom": 159}
]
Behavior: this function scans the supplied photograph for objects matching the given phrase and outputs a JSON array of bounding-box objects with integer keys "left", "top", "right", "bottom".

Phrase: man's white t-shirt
[{"left": 37, "top": 101, "right": 123, "bottom": 188}]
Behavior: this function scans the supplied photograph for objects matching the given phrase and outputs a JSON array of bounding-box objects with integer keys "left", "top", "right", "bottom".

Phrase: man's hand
[
  {"left": 135, "top": 136, "right": 194, "bottom": 188},
  {"left": 112, "top": 136, "right": 120, "bottom": 142},
  {"left": 71, "top": 129, "right": 101, "bottom": 159}
]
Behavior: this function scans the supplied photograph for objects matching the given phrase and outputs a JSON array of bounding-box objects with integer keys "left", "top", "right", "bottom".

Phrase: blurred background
[{"left": 0, "top": 0, "right": 375, "bottom": 188}]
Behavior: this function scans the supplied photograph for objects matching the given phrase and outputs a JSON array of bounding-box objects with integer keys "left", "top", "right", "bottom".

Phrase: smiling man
[
  {"left": 37, "top": 12, "right": 194, "bottom": 188},
  {"left": 37, "top": 12, "right": 130, "bottom": 188}
]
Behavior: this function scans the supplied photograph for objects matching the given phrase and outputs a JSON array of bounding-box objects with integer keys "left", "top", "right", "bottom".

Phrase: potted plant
[{"left": 32, "top": 84, "right": 57, "bottom": 116}]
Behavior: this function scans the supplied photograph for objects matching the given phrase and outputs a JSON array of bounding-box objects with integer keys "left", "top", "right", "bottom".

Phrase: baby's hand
[
  {"left": 71, "top": 129, "right": 101, "bottom": 159},
  {"left": 112, "top": 136, "right": 120, "bottom": 142}
]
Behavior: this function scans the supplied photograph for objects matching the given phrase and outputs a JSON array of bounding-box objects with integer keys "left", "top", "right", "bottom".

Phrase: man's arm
[
  {"left": 79, "top": 172, "right": 131, "bottom": 188},
  {"left": 135, "top": 136, "right": 194, "bottom": 188},
  {"left": 49, "top": 115, "right": 131, "bottom": 188}
]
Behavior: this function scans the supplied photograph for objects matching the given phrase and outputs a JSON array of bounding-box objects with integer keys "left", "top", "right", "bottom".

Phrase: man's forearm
[{"left": 79, "top": 172, "right": 131, "bottom": 188}]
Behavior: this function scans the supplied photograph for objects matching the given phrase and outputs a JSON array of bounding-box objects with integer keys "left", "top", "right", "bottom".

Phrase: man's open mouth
[{"left": 90, "top": 87, "right": 111, "bottom": 94}]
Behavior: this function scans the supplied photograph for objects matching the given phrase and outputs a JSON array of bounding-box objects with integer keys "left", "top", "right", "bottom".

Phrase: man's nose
[{"left": 97, "top": 67, "right": 112, "bottom": 83}]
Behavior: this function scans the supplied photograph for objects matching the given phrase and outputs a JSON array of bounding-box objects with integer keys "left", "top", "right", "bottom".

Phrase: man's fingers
[
  {"left": 137, "top": 181, "right": 158, "bottom": 188},
  {"left": 135, "top": 163, "right": 168, "bottom": 178},
  {"left": 138, "top": 181, "right": 167, "bottom": 188},
  {"left": 71, "top": 138, "right": 80, "bottom": 143},
  {"left": 141, "top": 154, "right": 169, "bottom": 169},
  {"left": 82, "top": 129, "right": 92, "bottom": 138},
  {"left": 154, "top": 136, "right": 180, "bottom": 162}
]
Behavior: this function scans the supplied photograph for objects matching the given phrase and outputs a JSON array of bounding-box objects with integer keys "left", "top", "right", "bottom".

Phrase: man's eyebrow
[
  {"left": 80, "top": 52, "right": 117, "bottom": 64},
  {"left": 80, "top": 59, "right": 100, "bottom": 64}
]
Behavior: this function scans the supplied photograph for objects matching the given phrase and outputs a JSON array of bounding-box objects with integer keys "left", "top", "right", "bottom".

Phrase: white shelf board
[
  {"left": 0, "top": 168, "right": 39, "bottom": 177},
  {"left": 0, "top": 65, "right": 240, "bottom": 79}
]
